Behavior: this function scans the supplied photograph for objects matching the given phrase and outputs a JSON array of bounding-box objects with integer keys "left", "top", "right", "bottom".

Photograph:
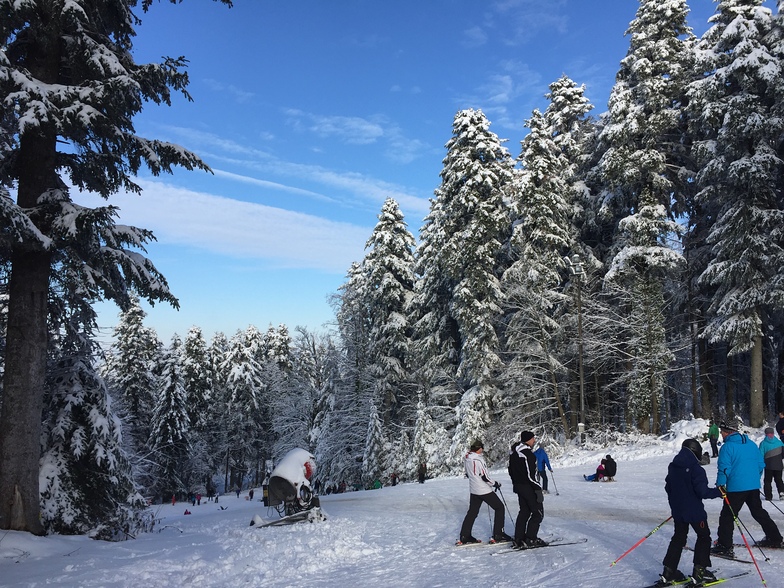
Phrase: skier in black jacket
[{"left": 508, "top": 431, "right": 546, "bottom": 549}]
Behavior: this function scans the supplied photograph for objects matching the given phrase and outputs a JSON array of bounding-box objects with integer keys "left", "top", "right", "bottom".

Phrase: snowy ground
[{"left": 2, "top": 421, "right": 783, "bottom": 587}]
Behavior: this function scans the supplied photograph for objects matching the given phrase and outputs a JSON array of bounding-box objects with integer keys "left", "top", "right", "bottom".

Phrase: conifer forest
[{"left": 1, "top": 0, "right": 784, "bottom": 538}]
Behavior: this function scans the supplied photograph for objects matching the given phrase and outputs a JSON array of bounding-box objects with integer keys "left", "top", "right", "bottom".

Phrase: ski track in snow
[{"left": 1, "top": 424, "right": 783, "bottom": 587}]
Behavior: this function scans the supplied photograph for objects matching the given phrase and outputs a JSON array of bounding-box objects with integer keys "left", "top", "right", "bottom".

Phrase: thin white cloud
[
  {"left": 203, "top": 78, "right": 255, "bottom": 103},
  {"left": 143, "top": 123, "right": 432, "bottom": 218},
  {"left": 74, "top": 179, "right": 370, "bottom": 273}
]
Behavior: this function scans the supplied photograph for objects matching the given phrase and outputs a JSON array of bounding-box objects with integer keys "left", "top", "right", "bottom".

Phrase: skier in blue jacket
[
  {"left": 660, "top": 438, "right": 721, "bottom": 586},
  {"left": 712, "top": 422, "right": 783, "bottom": 557},
  {"left": 533, "top": 447, "right": 552, "bottom": 494}
]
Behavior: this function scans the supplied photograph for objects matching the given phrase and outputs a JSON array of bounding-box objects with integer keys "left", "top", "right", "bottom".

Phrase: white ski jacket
[{"left": 464, "top": 451, "right": 495, "bottom": 495}]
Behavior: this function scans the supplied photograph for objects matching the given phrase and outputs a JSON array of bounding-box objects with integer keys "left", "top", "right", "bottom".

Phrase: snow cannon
[{"left": 266, "top": 448, "right": 320, "bottom": 516}]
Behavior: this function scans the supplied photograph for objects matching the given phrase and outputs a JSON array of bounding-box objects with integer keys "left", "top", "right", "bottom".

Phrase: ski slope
[{"left": 1, "top": 421, "right": 782, "bottom": 587}]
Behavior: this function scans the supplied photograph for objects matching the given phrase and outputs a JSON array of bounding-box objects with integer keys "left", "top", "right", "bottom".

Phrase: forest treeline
[{"left": 1, "top": 0, "right": 784, "bottom": 538}]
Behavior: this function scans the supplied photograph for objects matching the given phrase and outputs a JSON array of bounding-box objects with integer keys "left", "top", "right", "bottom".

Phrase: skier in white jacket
[{"left": 458, "top": 440, "right": 512, "bottom": 545}]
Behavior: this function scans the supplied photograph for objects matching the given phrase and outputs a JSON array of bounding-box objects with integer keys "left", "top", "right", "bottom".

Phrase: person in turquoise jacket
[
  {"left": 712, "top": 422, "right": 783, "bottom": 557},
  {"left": 759, "top": 427, "right": 784, "bottom": 501}
]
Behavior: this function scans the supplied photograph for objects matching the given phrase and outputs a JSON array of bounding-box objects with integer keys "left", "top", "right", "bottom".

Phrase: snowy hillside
[{"left": 1, "top": 420, "right": 782, "bottom": 587}]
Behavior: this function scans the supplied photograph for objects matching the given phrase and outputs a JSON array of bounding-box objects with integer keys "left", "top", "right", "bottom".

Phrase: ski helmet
[{"left": 682, "top": 438, "right": 703, "bottom": 460}]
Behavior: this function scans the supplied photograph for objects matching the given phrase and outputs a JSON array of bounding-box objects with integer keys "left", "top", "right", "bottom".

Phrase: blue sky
[{"left": 87, "top": 0, "right": 758, "bottom": 344}]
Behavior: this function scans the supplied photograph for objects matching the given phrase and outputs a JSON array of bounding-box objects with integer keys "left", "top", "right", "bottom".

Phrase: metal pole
[{"left": 577, "top": 274, "right": 585, "bottom": 439}]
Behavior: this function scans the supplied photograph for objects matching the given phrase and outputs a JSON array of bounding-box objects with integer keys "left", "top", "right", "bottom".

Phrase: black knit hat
[
  {"left": 719, "top": 421, "right": 737, "bottom": 432},
  {"left": 470, "top": 440, "right": 484, "bottom": 452},
  {"left": 520, "top": 431, "right": 535, "bottom": 443}
]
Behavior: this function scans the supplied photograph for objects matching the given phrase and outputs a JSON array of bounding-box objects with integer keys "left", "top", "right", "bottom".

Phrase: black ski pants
[
  {"left": 460, "top": 491, "right": 505, "bottom": 540},
  {"left": 663, "top": 519, "right": 712, "bottom": 570},
  {"left": 717, "top": 489, "right": 782, "bottom": 547},
  {"left": 763, "top": 469, "right": 784, "bottom": 501},
  {"left": 514, "top": 485, "right": 543, "bottom": 542}
]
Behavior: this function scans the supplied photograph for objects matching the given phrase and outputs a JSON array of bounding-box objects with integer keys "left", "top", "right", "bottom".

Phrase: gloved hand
[
  {"left": 493, "top": 481, "right": 501, "bottom": 490},
  {"left": 535, "top": 489, "right": 544, "bottom": 503}
]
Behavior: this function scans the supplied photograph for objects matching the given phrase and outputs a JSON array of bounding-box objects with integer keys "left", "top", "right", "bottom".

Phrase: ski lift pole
[
  {"left": 720, "top": 488, "right": 767, "bottom": 585},
  {"left": 610, "top": 516, "right": 672, "bottom": 567}
]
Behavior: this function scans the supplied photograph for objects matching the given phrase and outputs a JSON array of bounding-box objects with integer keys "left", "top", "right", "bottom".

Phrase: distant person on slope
[
  {"left": 457, "top": 440, "right": 511, "bottom": 545},
  {"left": 509, "top": 431, "right": 546, "bottom": 549},
  {"left": 603, "top": 455, "right": 617, "bottom": 481},
  {"left": 583, "top": 458, "right": 605, "bottom": 482},
  {"left": 533, "top": 446, "right": 553, "bottom": 494},
  {"left": 712, "top": 422, "right": 783, "bottom": 558},
  {"left": 708, "top": 420, "right": 720, "bottom": 458},
  {"left": 660, "top": 438, "right": 721, "bottom": 586},
  {"left": 776, "top": 411, "right": 784, "bottom": 443},
  {"left": 760, "top": 427, "right": 784, "bottom": 501}
]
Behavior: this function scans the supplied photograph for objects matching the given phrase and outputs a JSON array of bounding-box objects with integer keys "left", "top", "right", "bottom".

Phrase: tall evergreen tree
[
  {"left": 41, "top": 279, "right": 145, "bottom": 538},
  {"left": 104, "top": 297, "right": 161, "bottom": 456},
  {"left": 411, "top": 109, "right": 513, "bottom": 465},
  {"left": 688, "top": 0, "right": 784, "bottom": 426},
  {"left": 363, "top": 198, "right": 416, "bottom": 424},
  {"left": 0, "top": 0, "right": 233, "bottom": 533},
  {"left": 595, "top": 0, "right": 693, "bottom": 432},
  {"left": 149, "top": 335, "right": 191, "bottom": 500}
]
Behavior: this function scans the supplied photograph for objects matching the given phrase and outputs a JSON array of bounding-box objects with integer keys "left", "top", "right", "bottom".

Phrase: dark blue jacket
[{"left": 665, "top": 447, "right": 721, "bottom": 523}]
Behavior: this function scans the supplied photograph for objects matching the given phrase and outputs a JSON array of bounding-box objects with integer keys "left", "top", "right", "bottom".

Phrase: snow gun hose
[
  {"left": 609, "top": 516, "right": 672, "bottom": 567},
  {"left": 720, "top": 489, "right": 767, "bottom": 586}
]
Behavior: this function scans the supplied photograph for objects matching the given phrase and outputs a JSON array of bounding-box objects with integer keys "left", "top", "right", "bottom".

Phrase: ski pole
[
  {"left": 496, "top": 486, "right": 516, "bottom": 530},
  {"left": 550, "top": 470, "right": 560, "bottom": 496},
  {"left": 759, "top": 491, "right": 784, "bottom": 517},
  {"left": 719, "top": 488, "right": 767, "bottom": 585},
  {"left": 609, "top": 516, "right": 672, "bottom": 567}
]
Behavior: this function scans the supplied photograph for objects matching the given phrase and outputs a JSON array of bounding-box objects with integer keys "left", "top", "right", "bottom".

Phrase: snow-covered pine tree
[
  {"left": 363, "top": 198, "right": 416, "bottom": 425},
  {"left": 41, "top": 279, "right": 147, "bottom": 538},
  {"left": 104, "top": 298, "right": 162, "bottom": 464},
  {"left": 220, "top": 329, "right": 266, "bottom": 491},
  {"left": 688, "top": 0, "right": 784, "bottom": 427},
  {"left": 266, "top": 324, "right": 293, "bottom": 372},
  {"left": 361, "top": 404, "right": 386, "bottom": 487},
  {"left": 411, "top": 109, "right": 513, "bottom": 468},
  {"left": 0, "top": 0, "right": 231, "bottom": 534},
  {"left": 409, "top": 401, "right": 450, "bottom": 479},
  {"left": 605, "top": 198, "right": 684, "bottom": 432},
  {"left": 503, "top": 107, "right": 575, "bottom": 438},
  {"left": 149, "top": 335, "right": 191, "bottom": 501},
  {"left": 595, "top": 0, "right": 693, "bottom": 432},
  {"left": 182, "top": 327, "right": 213, "bottom": 435}
]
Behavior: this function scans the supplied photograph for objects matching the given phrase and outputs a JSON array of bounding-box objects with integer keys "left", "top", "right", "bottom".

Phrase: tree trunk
[
  {"left": 726, "top": 353, "right": 735, "bottom": 421},
  {"left": 750, "top": 333, "right": 764, "bottom": 427},
  {"left": 698, "top": 337, "right": 716, "bottom": 418},
  {"left": 0, "top": 250, "right": 51, "bottom": 535}
]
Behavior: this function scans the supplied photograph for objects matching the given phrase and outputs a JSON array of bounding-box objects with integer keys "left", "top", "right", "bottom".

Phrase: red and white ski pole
[{"left": 610, "top": 516, "right": 672, "bottom": 567}]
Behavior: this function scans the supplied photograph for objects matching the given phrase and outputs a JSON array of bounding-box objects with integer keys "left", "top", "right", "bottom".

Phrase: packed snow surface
[{"left": 2, "top": 420, "right": 783, "bottom": 587}]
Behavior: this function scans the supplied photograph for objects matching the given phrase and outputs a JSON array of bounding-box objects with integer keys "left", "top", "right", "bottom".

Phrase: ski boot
[
  {"left": 689, "top": 565, "right": 717, "bottom": 586},
  {"left": 527, "top": 537, "right": 548, "bottom": 548},
  {"left": 457, "top": 535, "right": 481, "bottom": 545},
  {"left": 490, "top": 532, "right": 513, "bottom": 544},
  {"left": 659, "top": 566, "right": 686, "bottom": 585},
  {"left": 710, "top": 541, "right": 734, "bottom": 558}
]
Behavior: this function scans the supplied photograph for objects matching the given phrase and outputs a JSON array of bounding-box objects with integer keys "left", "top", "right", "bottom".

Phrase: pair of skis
[
  {"left": 642, "top": 570, "right": 751, "bottom": 588},
  {"left": 455, "top": 537, "right": 588, "bottom": 552}
]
